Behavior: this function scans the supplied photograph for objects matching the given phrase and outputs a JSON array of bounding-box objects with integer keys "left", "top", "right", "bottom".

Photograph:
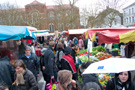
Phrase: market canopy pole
[{"left": 87, "top": 39, "right": 92, "bottom": 60}]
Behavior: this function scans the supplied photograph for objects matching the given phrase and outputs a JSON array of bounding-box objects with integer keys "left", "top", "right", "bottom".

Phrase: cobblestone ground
[{"left": 38, "top": 71, "right": 46, "bottom": 90}]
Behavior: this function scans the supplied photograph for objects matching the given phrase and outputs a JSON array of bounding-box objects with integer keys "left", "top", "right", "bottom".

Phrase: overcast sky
[{"left": 0, "top": 0, "right": 135, "bottom": 12}]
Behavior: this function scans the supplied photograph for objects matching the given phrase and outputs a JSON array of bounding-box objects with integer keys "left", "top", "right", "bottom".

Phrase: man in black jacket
[
  {"left": 19, "top": 46, "right": 40, "bottom": 80},
  {"left": 42, "top": 41, "right": 57, "bottom": 84},
  {"left": 0, "top": 56, "right": 15, "bottom": 90},
  {"left": 71, "top": 44, "right": 76, "bottom": 64}
]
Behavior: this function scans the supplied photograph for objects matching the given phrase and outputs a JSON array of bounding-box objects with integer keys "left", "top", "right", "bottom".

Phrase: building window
[
  {"left": 127, "top": 18, "right": 128, "bottom": 23},
  {"left": 124, "top": 19, "right": 126, "bottom": 24},
  {"left": 31, "top": 11, "right": 39, "bottom": 25},
  {"left": 66, "top": 11, "right": 71, "bottom": 16},
  {"left": 132, "top": 8, "right": 134, "bottom": 14},
  {"left": 58, "top": 23, "right": 64, "bottom": 31},
  {"left": 129, "top": 17, "right": 131, "bottom": 23},
  {"left": 49, "top": 12, "right": 54, "bottom": 19},
  {"left": 132, "top": 17, "right": 134, "bottom": 23},
  {"left": 49, "top": 23, "right": 54, "bottom": 31},
  {"left": 129, "top": 9, "right": 131, "bottom": 15},
  {"left": 124, "top": 11, "right": 126, "bottom": 16}
]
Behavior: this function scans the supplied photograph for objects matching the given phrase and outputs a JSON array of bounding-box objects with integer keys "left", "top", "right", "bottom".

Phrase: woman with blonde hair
[{"left": 56, "top": 70, "right": 77, "bottom": 90}]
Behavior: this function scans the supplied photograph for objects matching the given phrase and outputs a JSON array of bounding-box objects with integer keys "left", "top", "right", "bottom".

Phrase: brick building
[{"left": 24, "top": 0, "right": 80, "bottom": 31}]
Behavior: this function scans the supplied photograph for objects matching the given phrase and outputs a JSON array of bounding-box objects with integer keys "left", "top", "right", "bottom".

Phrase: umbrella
[{"left": 83, "top": 58, "right": 135, "bottom": 74}]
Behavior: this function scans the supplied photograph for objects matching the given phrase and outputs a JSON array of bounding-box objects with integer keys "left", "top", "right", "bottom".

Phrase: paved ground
[{"left": 38, "top": 72, "right": 46, "bottom": 90}]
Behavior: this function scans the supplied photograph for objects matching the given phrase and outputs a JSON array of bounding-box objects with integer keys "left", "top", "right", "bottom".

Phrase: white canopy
[{"left": 68, "top": 29, "right": 88, "bottom": 35}]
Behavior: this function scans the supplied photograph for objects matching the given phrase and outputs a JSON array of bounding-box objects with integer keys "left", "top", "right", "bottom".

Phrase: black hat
[
  {"left": 64, "top": 47, "right": 72, "bottom": 55},
  {"left": 71, "top": 44, "right": 75, "bottom": 47}
]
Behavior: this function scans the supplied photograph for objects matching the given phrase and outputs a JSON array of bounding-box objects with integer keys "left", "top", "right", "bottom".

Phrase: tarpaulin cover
[
  {"left": 33, "top": 30, "right": 49, "bottom": 37},
  {"left": 0, "top": 25, "right": 35, "bottom": 41},
  {"left": 85, "top": 28, "right": 135, "bottom": 44}
]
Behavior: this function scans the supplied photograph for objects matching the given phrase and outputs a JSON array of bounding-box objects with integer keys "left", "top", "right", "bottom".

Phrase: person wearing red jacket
[{"left": 61, "top": 47, "right": 77, "bottom": 80}]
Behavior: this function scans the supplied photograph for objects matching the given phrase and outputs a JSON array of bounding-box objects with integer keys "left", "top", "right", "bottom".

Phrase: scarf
[
  {"left": 15, "top": 69, "right": 25, "bottom": 86},
  {"left": 116, "top": 79, "right": 130, "bottom": 90}
]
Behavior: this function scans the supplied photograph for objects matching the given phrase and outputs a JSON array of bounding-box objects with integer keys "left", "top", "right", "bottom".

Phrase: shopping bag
[
  {"left": 45, "top": 79, "right": 53, "bottom": 90},
  {"left": 45, "top": 79, "right": 58, "bottom": 90},
  {"left": 52, "top": 79, "right": 58, "bottom": 90}
]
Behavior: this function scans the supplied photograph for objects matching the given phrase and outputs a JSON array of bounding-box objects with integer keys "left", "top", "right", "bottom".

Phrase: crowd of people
[{"left": 0, "top": 34, "right": 135, "bottom": 90}]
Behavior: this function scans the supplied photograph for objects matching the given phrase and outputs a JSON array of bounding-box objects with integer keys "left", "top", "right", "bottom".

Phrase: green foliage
[
  {"left": 111, "top": 48, "right": 120, "bottom": 51},
  {"left": 79, "top": 56, "right": 89, "bottom": 62},
  {"left": 92, "top": 46, "right": 106, "bottom": 55},
  {"left": 78, "top": 75, "right": 83, "bottom": 84},
  {"left": 77, "top": 49, "right": 87, "bottom": 55},
  {"left": 96, "top": 46, "right": 106, "bottom": 52},
  {"left": 92, "top": 51, "right": 99, "bottom": 55}
]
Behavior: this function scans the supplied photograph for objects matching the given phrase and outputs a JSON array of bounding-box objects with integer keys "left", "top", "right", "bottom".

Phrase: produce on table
[
  {"left": 77, "top": 49, "right": 87, "bottom": 55},
  {"left": 98, "top": 73, "right": 113, "bottom": 88},
  {"left": 78, "top": 56, "right": 89, "bottom": 62},
  {"left": 91, "top": 51, "right": 98, "bottom": 55},
  {"left": 111, "top": 48, "right": 120, "bottom": 55},
  {"left": 93, "top": 46, "right": 106, "bottom": 52},
  {"left": 94, "top": 52, "right": 112, "bottom": 60},
  {"left": 78, "top": 56, "right": 98, "bottom": 63},
  {"left": 92, "top": 46, "right": 106, "bottom": 55}
]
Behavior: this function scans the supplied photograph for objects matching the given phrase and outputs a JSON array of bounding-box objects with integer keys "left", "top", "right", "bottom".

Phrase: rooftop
[{"left": 123, "top": 2, "right": 135, "bottom": 10}]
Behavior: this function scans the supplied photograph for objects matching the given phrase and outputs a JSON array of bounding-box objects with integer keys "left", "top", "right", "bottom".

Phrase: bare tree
[
  {"left": 95, "top": 0, "right": 128, "bottom": 27},
  {"left": 80, "top": 4, "right": 100, "bottom": 28},
  {"left": 53, "top": 0, "right": 80, "bottom": 30}
]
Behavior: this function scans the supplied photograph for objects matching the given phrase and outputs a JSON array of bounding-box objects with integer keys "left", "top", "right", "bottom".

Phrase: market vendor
[{"left": 80, "top": 61, "right": 104, "bottom": 90}]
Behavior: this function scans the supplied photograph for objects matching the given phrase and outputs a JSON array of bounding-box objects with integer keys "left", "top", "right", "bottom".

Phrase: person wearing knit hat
[
  {"left": 64, "top": 47, "right": 72, "bottom": 55},
  {"left": 56, "top": 70, "right": 77, "bottom": 90},
  {"left": 61, "top": 47, "right": 77, "bottom": 80}
]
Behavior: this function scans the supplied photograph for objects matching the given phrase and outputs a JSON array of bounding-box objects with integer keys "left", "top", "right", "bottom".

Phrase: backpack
[
  {"left": 73, "top": 38, "right": 78, "bottom": 45},
  {"left": 56, "top": 50, "right": 62, "bottom": 70}
]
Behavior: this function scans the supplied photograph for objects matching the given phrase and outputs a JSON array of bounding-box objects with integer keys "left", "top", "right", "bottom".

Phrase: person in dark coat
[
  {"left": 61, "top": 47, "right": 77, "bottom": 80},
  {"left": 56, "top": 42, "right": 65, "bottom": 70},
  {"left": 106, "top": 71, "right": 134, "bottom": 90},
  {"left": 40, "top": 48, "right": 47, "bottom": 80},
  {"left": 125, "top": 42, "right": 135, "bottom": 58},
  {"left": 80, "top": 61, "right": 104, "bottom": 90},
  {"left": 84, "top": 39, "right": 88, "bottom": 49},
  {"left": 83, "top": 82, "right": 101, "bottom": 90},
  {"left": 71, "top": 44, "right": 76, "bottom": 64},
  {"left": 0, "top": 56, "right": 15, "bottom": 90},
  {"left": 13, "top": 60, "right": 38, "bottom": 90},
  {"left": 19, "top": 46, "right": 40, "bottom": 80},
  {"left": 42, "top": 41, "right": 57, "bottom": 84}
]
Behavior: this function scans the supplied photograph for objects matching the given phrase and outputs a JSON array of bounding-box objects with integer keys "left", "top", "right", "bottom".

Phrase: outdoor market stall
[
  {"left": 0, "top": 25, "right": 36, "bottom": 60},
  {"left": 78, "top": 27, "right": 135, "bottom": 88},
  {"left": 32, "top": 30, "right": 49, "bottom": 37},
  {"left": 32, "top": 30, "right": 50, "bottom": 56},
  {"left": 68, "top": 29, "right": 88, "bottom": 40},
  {"left": 84, "top": 28, "right": 135, "bottom": 44}
]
